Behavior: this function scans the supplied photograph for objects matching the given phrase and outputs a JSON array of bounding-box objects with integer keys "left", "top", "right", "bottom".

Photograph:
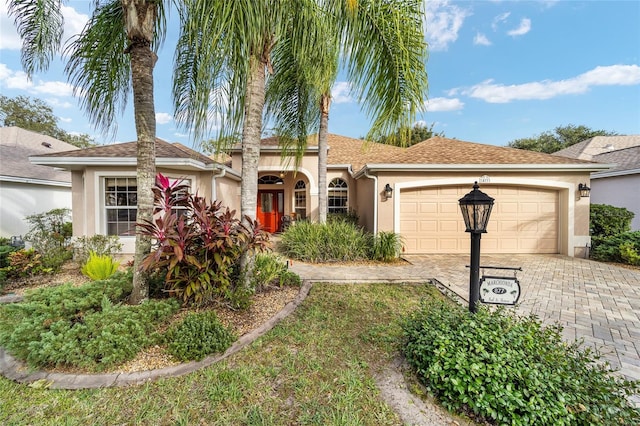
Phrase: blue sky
[{"left": 1, "top": 0, "right": 639, "bottom": 148}]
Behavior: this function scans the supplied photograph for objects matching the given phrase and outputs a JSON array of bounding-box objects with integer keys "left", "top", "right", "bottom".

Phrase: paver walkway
[{"left": 290, "top": 254, "right": 640, "bottom": 382}]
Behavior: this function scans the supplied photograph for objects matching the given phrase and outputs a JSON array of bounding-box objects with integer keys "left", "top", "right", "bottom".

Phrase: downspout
[
  {"left": 211, "top": 166, "right": 226, "bottom": 201},
  {"left": 363, "top": 168, "right": 378, "bottom": 234}
]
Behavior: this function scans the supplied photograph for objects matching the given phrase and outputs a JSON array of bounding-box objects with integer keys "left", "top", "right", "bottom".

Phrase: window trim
[{"left": 328, "top": 178, "right": 349, "bottom": 214}]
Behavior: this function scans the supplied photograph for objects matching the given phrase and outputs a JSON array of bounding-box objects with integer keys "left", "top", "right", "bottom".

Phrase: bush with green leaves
[
  {"left": 73, "top": 234, "right": 123, "bottom": 265},
  {"left": 166, "top": 310, "right": 236, "bottom": 362},
  {"left": 402, "top": 300, "right": 639, "bottom": 425},
  {"left": 591, "top": 231, "right": 640, "bottom": 264},
  {"left": 280, "top": 220, "right": 370, "bottom": 262},
  {"left": 24, "top": 208, "right": 73, "bottom": 271},
  {"left": 139, "top": 174, "right": 269, "bottom": 306},
  {"left": 0, "top": 271, "right": 179, "bottom": 370},
  {"left": 0, "top": 245, "right": 17, "bottom": 268},
  {"left": 370, "top": 231, "right": 403, "bottom": 262},
  {"left": 81, "top": 251, "right": 120, "bottom": 280},
  {"left": 590, "top": 204, "right": 634, "bottom": 238},
  {"left": 251, "top": 252, "right": 301, "bottom": 291}
]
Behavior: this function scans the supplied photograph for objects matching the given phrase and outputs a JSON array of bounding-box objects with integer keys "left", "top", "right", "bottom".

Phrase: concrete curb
[{"left": 0, "top": 281, "right": 313, "bottom": 389}]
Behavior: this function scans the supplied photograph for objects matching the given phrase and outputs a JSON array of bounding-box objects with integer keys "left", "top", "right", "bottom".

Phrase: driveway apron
[{"left": 290, "top": 254, "right": 640, "bottom": 382}]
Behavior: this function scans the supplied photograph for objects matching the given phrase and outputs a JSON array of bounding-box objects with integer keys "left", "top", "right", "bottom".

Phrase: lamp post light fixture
[
  {"left": 459, "top": 182, "right": 495, "bottom": 313},
  {"left": 578, "top": 183, "right": 590, "bottom": 198},
  {"left": 384, "top": 183, "right": 393, "bottom": 200}
]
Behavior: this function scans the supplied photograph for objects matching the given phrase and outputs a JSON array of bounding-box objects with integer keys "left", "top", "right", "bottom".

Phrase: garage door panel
[{"left": 400, "top": 185, "right": 558, "bottom": 254}]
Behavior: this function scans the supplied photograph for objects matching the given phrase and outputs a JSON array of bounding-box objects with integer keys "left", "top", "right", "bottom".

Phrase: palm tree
[
  {"left": 266, "top": 0, "right": 429, "bottom": 222},
  {"left": 8, "top": 0, "right": 168, "bottom": 304}
]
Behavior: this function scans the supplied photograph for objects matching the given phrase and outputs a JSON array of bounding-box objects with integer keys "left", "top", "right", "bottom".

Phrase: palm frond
[
  {"left": 8, "top": 0, "right": 64, "bottom": 75},
  {"left": 64, "top": 0, "right": 130, "bottom": 137}
]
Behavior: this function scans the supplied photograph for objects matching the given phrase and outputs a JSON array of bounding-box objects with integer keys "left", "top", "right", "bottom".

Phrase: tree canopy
[
  {"left": 0, "top": 95, "right": 96, "bottom": 148},
  {"left": 507, "top": 124, "right": 618, "bottom": 154},
  {"left": 375, "top": 122, "right": 444, "bottom": 147}
]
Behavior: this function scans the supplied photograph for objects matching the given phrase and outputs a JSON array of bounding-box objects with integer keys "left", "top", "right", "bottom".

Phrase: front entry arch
[{"left": 257, "top": 190, "right": 284, "bottom": 233}]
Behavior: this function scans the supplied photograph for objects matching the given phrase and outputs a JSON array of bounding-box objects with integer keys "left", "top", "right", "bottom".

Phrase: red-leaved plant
[{"left": 138, "top": 174, "right": 269, "bottom": 305}]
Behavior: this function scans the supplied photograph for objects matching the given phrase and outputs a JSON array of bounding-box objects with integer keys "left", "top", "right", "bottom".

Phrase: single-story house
[
  {"left": 0, "top": 126, "right": 77, "bottom": 239},
  {"left": 31, "top": 134, "right": 608, "bottom": 257},
  {"left": 554, "top": 135, "right": 640, "bottom": 231}
]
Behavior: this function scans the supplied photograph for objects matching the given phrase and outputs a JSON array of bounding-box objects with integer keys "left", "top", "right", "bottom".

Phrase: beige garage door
[{"left": 400, "top": 185, "right": 558, "bottom": 254}]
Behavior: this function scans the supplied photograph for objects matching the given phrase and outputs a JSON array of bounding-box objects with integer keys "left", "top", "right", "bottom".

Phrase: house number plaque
[{"left": 479, "top": 276, "right": 520, "bottom": 305}]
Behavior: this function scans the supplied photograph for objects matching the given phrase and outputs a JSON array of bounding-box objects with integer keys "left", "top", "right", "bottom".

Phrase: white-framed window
[
  {"left": 328, "top": 178, "right": 348, "bottom": 214},
  {"left": 105, "top": 177, "right": 137, "bottom": 236},
  {"left": 103, "top": 176, "right": 192, "bottom": 237},
  {"left": 294, "top": 180, "right": 307, "bottom": 219}
]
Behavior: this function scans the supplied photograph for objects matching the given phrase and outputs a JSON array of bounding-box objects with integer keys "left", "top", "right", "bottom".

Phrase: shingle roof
[
  {"left": 393, "top": 136, "right": 595, "bottom": 165},
  {"left": 35, "top": 138, "right": 215, "bottom": 164},
  {"left": 592, "top": 145, "right": 640, "bottom": 173},
  {"left": 320, "top": 134, "right": 595, "bottom": 169},
  {"left": 0, "top": 127, "right": 76, "bottom": 183},
  {"left": 553, "top": 135, "right": 640, "bottom": 161}
]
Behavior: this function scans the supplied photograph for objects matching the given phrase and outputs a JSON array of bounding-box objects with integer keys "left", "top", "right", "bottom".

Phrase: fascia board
[
  {"left": 30, "top": 156, "right": 212, "bottom": 171},
  {"left": 591, "top": 168, "right": 640, "bottom": 179},
  {"left": 0, "top": 175, "right": 72, "bottom": 187}
]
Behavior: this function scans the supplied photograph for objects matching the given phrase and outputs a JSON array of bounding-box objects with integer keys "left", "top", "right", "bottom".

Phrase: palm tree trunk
[
  {"left": 317, "top": 93, "right": 331, "bottom": 223},
  {"left": 239, "top": 54, "right": 266, "bottom": 286},
  {"left": 123, "top": 0, "right": 157, "bottom": 305}
]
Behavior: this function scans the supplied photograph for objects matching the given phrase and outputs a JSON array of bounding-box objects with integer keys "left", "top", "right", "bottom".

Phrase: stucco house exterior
[
  {"left": 554, "top": 135, "right": 640, "bottom": 231},
  {"left": 0, "top": 127, "right": 77, "bottom": 238},
  {"left": 31, "top": 134, "right": 607, "bottom": 257}
]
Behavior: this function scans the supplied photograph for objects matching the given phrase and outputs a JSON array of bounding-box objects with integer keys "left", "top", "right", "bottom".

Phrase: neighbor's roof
[
  {"left": 30, "top": 138, "right": 224, "bottom": 172},
  {"left": 0, "top": 126, "right": 76, "bottom": 185},
  {"left": 591, "top": 145, "right": 640, "bottom": 177},
  {"left": 553, "top": 135, "right": 640, "bottom": 161}
]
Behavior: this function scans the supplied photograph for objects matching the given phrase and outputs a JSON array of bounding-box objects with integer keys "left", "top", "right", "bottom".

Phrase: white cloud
[
  {"left": 474, "top": 33, "right": 491, "bottom": 46},
  {"left": 32, "top": 80, "right": 75, "bottom": 97},
  {"left": 492, "top": 12, "right": 510, "bottom": 31},
  {"left": 156, "top": 112, "right": 173, "bottom": 125},
  {"left": 46, "top": 97, "right": 73, "bottom": 108},
  {"left": 507, "top": 18, "right": 531, "bottom": 36},
  {"left": 463, "top": 64, "right": 640, "bottom": 103},
  {"left": 424, "top": 0, "right": 470, "bottom": 51},
  {"left": 4, "top": 70, "right": 33, "bottom": 90},
  {"left": 0, "top": 4, "right": 88, "bottom": 51},
  {"left": 424, "top": 97, "right": 464, "bottom": 112},
  {"left": 59, "top": 117, "right": 73, "bottom": 123},
  {"left": 332, "top": 81, "right": 353, "bottom": 104}
]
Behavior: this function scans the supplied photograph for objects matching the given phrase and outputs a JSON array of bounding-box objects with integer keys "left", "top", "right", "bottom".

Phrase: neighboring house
[
  {"left": 554, "top": 135, "right": 640, "bottom": 231},
  {"left": 32, "top": 134, "right": 607, "bottom": 257},
  {"left": 0, "top": 126, "right": 77, "bottom": 239}
]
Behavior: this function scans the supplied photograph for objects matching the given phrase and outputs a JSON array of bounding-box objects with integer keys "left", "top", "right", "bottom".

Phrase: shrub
[
  {"left": 280, "top": 220, "right": 370, "bottom": 262},
  {"left": 81, "top": 251, "right": 120, "bottom": 280},
  {"left": 73, "top": 234, "right": 123, "bottom": 265},
  {"left": 6, "top": 248, "right": 52, "bottom": 278},
  {"left": 250, "top": 252, "right": 300, "bottom": 290},
  {"left": 0, "top": 271, "right": 179, "bottom": 370},
  {"left": 166, "top": 310, "right": 236, "bottom": 362},
  {"left": 591, "top": 231, "right": 640, "bottom": 263},
  {"left": 620, "top": 242, "right": 640, "bottom": 265},
  {"left": 138, "top": 173, "right": 269, "bottom": 306},
  {"left": 590, "top": 204, "right": 634, "bottom": 238},
  {"left": 24, "top": 208, "right": 73, "bottom": 271},
  {"left": 370, "top": 231, "right": 403, "bottom": 262},
  {"left": 402, "top": 300, "right": 640, "bottom": 425},
  {"left": 0, "top": 245, "right": 17, "bottom": 268},
  {"left": 327, "top": 208, "right": 360, "bottom": 226}
]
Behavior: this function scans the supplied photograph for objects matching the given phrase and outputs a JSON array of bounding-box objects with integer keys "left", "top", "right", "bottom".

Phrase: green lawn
[{"left": 0, "top": 283, "right": 442, "bottom": 425}]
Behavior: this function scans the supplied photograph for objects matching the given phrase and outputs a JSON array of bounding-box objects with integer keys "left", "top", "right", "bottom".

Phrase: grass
[{"left": 0, "top": 282, "right": 444, "bottom": 425}]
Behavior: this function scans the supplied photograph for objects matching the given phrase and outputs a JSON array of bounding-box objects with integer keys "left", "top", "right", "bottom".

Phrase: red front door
[{"left": 257, "top": 190, "right": 284, "bottom": 233}]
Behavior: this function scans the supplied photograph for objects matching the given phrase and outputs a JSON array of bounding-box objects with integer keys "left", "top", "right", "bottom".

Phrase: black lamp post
[{"left": 459, "top": 182, "right": 495, "bottom": 313}]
